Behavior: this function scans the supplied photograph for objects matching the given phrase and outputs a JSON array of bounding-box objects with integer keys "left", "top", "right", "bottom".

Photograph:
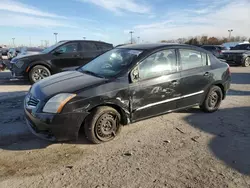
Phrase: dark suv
[
  {"left": 10, "top": 40, "right": 113, "bottom": 83},
  {"left": 201, "top": 45, "right": 227, "bottom": 58},
  {"left": 222, "top": 43, "right": 250, "bottom": 67}
]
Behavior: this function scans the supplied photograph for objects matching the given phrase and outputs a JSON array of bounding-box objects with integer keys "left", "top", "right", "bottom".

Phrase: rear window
[
  {"left": 81, "top": 42, "right": 98, "bottom": 51},
  {"left": 179, "top": 49, "right": 208, "bottom": 70},
  {"left": 202, "top": 46, "right": 215, "bottom": 50},
  {"left": 96, "top": 43, "right": 112, "bottom": 50}
]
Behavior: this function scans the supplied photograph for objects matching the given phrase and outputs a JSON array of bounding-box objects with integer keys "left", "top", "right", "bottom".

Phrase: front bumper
[
  {"left": 222, "top": 55, "right": 244, "bottom": 66},
  {"left": 24, "top": 107, "right": 89, "bottom": 142}
]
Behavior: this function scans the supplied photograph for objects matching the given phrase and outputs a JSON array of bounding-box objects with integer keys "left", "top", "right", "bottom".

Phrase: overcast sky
[{"left": 0, "top": 0, "right": 249, "bottom": 46}]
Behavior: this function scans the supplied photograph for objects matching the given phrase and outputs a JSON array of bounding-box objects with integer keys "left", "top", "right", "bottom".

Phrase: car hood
[
  {"left": 223, "top": 50, "right": 248, "bottom": 54},
  {"left": 31, "top": 71, "right": 107, "bottom": 100},
  {"left": 16, "top": 53, "right": 42, "bottom": 59}
]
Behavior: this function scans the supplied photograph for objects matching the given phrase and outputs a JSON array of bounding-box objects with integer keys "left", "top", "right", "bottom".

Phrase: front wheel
[
  {"left": 84, "top": 106, "right": 122, "bottom": 144},
  {"left": 29, "top": 65, "right": 51, "bottom": 84},
  {"left": 200, "top": 86, "right": 223, "bottom": 113},
  {"left": 243, "top": 57, "right": 250, "bottom": 67}
]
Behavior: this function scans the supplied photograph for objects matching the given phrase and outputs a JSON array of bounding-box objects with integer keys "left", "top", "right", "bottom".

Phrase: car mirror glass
[{"left": 130, "top": 67, "right": 139, "bottom": 83}]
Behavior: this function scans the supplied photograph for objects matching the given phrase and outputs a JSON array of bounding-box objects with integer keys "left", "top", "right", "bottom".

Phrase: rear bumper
[{"left": 24, "top": 107, "right": 89, "bottom": 141}]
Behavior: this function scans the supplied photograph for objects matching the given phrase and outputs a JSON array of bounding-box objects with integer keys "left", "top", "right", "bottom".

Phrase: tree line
[{"left": 161, "top": 36, "right": 250, "bottom": 45}]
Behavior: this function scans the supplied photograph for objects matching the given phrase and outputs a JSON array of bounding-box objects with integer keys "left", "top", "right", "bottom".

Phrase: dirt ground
[{"left": 0, "top": 67, "right": 249, "bottom": 188}]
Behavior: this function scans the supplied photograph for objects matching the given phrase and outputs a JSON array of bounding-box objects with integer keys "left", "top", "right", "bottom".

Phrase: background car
[
  {"left": 10, "top": 40, "right": 113, "bottom": 83},
  {"left": 0, "top": 47, "right": 9, "bottom": 56},
  {"left": 222, "top": 43, "right": 250, "bottom": 67},
  {"left": 18, "top": 47, "right": 43, "bottom": 56},
  {"left": 24, "top": 43, "right": 231, "bottom": 144},
  {"left": 201, "top": 45, "right": 227, "bottom": 58},
  {"left": 7, "top": 48, "right": 21, "bottom": 60}
]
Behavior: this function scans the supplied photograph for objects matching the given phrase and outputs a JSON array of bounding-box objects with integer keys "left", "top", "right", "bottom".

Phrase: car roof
[
  {"left": 117, "top": 43, "right": 193, "bottom": 50},
  {"left": 202, "top": 45, "right": 224, "bottom": 47},
  {"left": 59, "top": 40, "right": 112, "bottom": 45}
]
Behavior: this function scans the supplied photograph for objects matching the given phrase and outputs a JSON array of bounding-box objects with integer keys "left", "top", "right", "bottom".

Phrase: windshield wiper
[{"left": 80, "top": 70, "right": 105, "bottom": 78}]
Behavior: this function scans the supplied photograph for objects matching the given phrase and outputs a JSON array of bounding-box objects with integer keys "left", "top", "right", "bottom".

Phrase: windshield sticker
[{"left": 128, "top": 50, "right": 142, "bottom": 56}]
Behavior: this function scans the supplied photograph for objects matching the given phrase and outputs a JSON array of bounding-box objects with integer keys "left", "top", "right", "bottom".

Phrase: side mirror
[
  {"left": 53, "top": 49, "right": 64, "bottom": 55},
  {"left": 130, "top": 67, "right": 140, "bottom": 83}
]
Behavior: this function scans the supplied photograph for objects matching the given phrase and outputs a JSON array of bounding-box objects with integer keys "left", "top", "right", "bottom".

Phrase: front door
[
  {"left": 51, "top": 42, "right": 81, "bottom": 71},
  {"left": 130, "top": 49, "right": 182, "bottom": 121},
  {"left": 177, "top": 48, "right": 212, "bottom": 108}
]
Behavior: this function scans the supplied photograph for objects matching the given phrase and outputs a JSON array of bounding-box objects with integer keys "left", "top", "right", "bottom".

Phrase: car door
[
  {"left": 176, "top": 48, "right": 212, "bottom": 108},
  {"left": 51, "top": 42, "right": 81, "bottom": 71},
  {"left": 79, "top": 42, "right": 102, "bottom": 66},
  {"left": 129, "top": 49, "right": 182, "bottom": 121}
]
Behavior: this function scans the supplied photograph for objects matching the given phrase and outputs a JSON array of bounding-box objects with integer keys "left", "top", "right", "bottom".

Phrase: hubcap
[
  {"left": 32, "top": 68, "right": 50, "bottom": 82},
  {"left": 208, "top": 91, "right": 219, "bottom": 108},
  {"left": 95, "top": 113, "right": 118, "bottom": 141}
]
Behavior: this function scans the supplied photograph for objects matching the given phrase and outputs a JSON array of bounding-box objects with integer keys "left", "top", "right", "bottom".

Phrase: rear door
[
  {"left": 51, "top": 42, "right": 81, "bottom": 71},
  {"left": 79, "top": 42, "right": 102, "bottom": 66},
  {"left": 176, "top": 48, "right": 212, "bottom": 108},
  {"left": 130, "top": 48, "right": 182, "bottom": 121}
]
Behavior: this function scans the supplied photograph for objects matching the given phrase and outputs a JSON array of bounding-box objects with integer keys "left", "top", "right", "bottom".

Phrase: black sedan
[{"left": 24, "top": 44, "right": 231, "bottom": 144}]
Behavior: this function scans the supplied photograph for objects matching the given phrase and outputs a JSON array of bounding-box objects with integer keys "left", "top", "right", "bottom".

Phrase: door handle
[
  {"left": 204, "top": 72, "right": 209, "bottom": 77},
  {"left": 73, "top": 54, "right": 81, "bottom": 58}
]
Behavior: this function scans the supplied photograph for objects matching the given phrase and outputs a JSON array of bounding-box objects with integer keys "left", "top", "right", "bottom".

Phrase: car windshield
[
  {"left": 220, "top": 47, "right": 227, "bottom": 50},
  {"left": 79, "top": 48, "right": 143, "bottom": 78},
  {"left": 41, "top": 41, "right": 66, "bottom": 53}
]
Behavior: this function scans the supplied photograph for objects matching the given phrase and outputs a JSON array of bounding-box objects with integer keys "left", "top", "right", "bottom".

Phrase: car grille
[
  {"left": 26, "top": 95, "right": 39, "bottom": 108},
  {"left": 224, "top": 54, "right": 234, "bottom": 60}
]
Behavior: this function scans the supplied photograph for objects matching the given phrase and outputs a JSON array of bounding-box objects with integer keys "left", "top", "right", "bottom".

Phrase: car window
[
  {"left": 96, "top": 43, "right": 112, "bottom": 50},
  {"left": 246, "top": 45, "right": 250, "bottom": 50},
  {"left": 179, "top": 49, "right": 207, "bottom": 70},
  {"left": 217, "top": 46, "right": 227, "bottom": 50},
  {"left": 138, "top": 49, "right": 177, "bottom": 80},
  {"left": 203, "top": 46, "right": 214, "bottom": 51},
  {"left": 57, "top": 43, "right": 78, "bottom": 53},
  {"left": 81, "top": 42, "right": 98, "bottom": 51}
]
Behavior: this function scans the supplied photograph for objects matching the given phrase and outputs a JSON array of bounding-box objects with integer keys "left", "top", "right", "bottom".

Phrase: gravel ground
[{"left": 0, "top": 67, "right": 249, "bottom": 188}]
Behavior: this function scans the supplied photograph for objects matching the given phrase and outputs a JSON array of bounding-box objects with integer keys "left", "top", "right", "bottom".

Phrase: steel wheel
[
  {"left": 208, "top": 91, "right": 219, "bottom": 108},
  {"left": 84, "top": 106, "right": 122, "bottom": 144},
  {"left": 200, "top": 86, "right": 223, "bottom": 113},
  {"left": 95, "top": 113, "right": 119, "bottom": 142}
]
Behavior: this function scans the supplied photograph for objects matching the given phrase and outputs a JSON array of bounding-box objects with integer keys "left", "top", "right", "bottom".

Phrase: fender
[{"left": 26, "top": 60, "right": 52, "bottom": 73}]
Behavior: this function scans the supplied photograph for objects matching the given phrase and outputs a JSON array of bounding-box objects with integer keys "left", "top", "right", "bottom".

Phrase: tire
[
  {"left": 243, "top": 57, "right": 250, "bottom": 67},
  {"left": 200, "top": 86, "right": 223, "bottom": 113},
  {"left": 84, "top": 106, "right": 122, "bottom": 144},
  {"left": 29, "top": 65, "right": 51, "bottom": 84}
]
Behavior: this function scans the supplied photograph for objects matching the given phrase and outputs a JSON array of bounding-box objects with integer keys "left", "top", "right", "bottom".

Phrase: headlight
[
  {"left": 15, "top": 60, "right": 24, "bottom": 68},
  {"left": 43, "top": 93, "right": 76, "bottom": 113}
]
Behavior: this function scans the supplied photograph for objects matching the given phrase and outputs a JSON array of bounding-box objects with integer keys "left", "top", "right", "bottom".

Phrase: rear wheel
[
  {"left": 84, "top": 106, "right": 122, "bottom": 144},
  {"left": 29, "top": 65, "right": 51, "bottom": 84},
  {"left": 243, "top": 57, "right": 250, "bottom": 67},
  {"left": 200, "top": 86, "right": 223, "bottom": 113}
]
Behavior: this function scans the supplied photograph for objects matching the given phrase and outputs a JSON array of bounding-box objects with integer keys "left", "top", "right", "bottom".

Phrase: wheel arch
[
  {"left": 87, "top": 103, "right": 129, "bottom": 126},
  {"left": 26, "top": 61, "right": 52, "bottom": 74},
  {"left": 214, "top": 83, "right": 225, "bottom": 100}
]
